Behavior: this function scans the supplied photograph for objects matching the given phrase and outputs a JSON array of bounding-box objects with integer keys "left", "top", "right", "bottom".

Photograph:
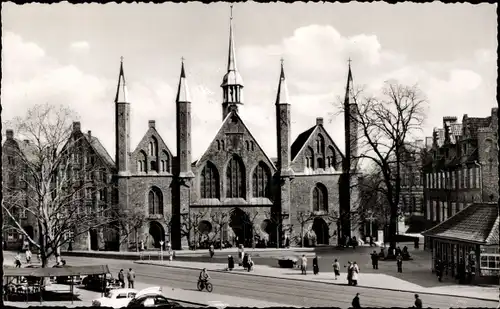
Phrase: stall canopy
[
  {"left": 422, "top": 202, "right": 499, "bottom": 245},
  {"left": 3, "top": 265, "right": 110, "bottom": 277}
]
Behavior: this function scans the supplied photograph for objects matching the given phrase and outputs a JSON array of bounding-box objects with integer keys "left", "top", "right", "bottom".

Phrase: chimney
[
  {"left": 72, "top": 122, "right": 81, "bottom": 133},
  {"left": 316, "top": 117, "right": 324, "bottom": 126},
  {"left": 6, "top": 129, "right": 14, "bottom": 139},
  {"left": 88, "top": 130, "right": 92, "bottom": 138},
  {"left": 148, "top": 120, "right": 156, "bottom": 129}
]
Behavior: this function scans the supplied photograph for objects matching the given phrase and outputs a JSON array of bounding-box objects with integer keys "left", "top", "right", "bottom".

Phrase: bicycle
[{"left": 197, "top": 280, "right": 213, "bottom": 292}]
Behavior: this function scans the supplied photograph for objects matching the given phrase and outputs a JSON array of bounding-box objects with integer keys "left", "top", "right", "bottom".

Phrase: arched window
[
  {"left": 251, "top": 141, "right": 255, "bottom": 151},
  {"left": 312, "top": 183, "right": 328, "bottom": 212},
  {"left": 217, "top": 140, "right": 221, "bottom": 151},
  {"left": 221, "top": 140, "right": 225, "bottom": 150},
  {"left": 162, "top": 151, "right": 170, "bottom": 172},
  {"left": 149, "top": 137, "right": 158, "bottom": 157},
  {"left": 245, "top": 141, "right": 249, "bottom": 151},
  {"left": 305, "top": 147, "right": 314, "bottom": 169},
  {"left": 316, "top": 134, "right": 325, "bottom": 155},
  {"left": 148, "top": 187, "right": 163, "bottom": 215},
  {"left": 252, "top": 162, "right": 271, "bottom": 198},
  {"left": 317, "top": 157, "right": 324, "bottom": 169},
  {"left": 138, "top": 150, "right": 147, "bottom": 172},
  {"left": 327, "top": 146, "right": 336, "bottom": 168},
  {"left": 150, "top": 161, "right": 157, "bottom": 171},
  {"left": 226, "top": 155, "right": 246, "bottom": 198},
  {"left": 201, "top": 162, "right": 220, "bottom": 199}
]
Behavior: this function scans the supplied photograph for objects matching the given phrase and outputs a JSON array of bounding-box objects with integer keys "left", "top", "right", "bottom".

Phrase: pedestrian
[
  {"left": 227, "top": 255, "right": 234, "bottom": 271},
  {"left": 371, "top": 251, "right": 378, "bottom": 269},
  {"left": 285, "top": 236, "right": 290, "bottom": 248},
  {"left": 168, "top": 249, "right": 173, "bottom": 262},
  {"left": 238, "top": 245, "right": 244, "bottom": 266},
  {"left": 332, "top": 259, "right": 340, "bottom": 280},
  {"left": 301, "top": 255, "right": 307, "bottom": 275},
  {"left": 346, "top": 261, "right": 353, "bottom": 285},
  {"left": 127, "top": 268, "right": 135, "bottom": 288},
  {"left": 351, "top": 262, "right": 359, "bottom": 286},
  {"left": 351, "top": 293, "right": 361, "bottom": 308},
  {"left": 352, "top": 236, "right": 358, "bottom": 250},
  {"left": 313, "top": 255, "right": 319, "bottom": 275},
  {"left": 414, "top": 294, "right": 422, "bottom": 308},
  {"left": 209, "top": 244, "right": 215, "bottom": 258},
  {"left": 247, "top": 254, "right": 254, "bottom": 272},
  {"left": 397, "top": 254, "right": 403, "bottom": 273},
  {"left": 14, "top": 252, "right": 22, "bottom": 268},
  {"left": 118, "top": 269, "right": 125, "bottom": 288},
  {"left": 25, "top": 248, "right": 32, "bottom": 264}
]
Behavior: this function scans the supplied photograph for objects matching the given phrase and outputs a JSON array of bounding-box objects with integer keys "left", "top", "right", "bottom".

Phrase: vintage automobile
[
  {"left": 92, "top": 287, "right": 181, "bottom": 308},
  {"left": 83, "top": 273, "right": 121, "bottom": 292},
  {"left": 127, "top": 287, "right": 182, "bottom": 308},
  {"left": 92, "top": 288, "right": 139, "bottom": 308}
]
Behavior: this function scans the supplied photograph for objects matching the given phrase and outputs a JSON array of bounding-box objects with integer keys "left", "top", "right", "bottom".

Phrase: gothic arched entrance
[
  {"left": 90, "top": 229, "right": 99, "bottom": 251},
  {"left": 149, "top": 221, "right": 165, "bottom": 249},
  {"left": 312, "top": 217, "right": 329, "bottom": 245},
  {"left": 229, "top": 208, "right": 253, "bottom": 247}
]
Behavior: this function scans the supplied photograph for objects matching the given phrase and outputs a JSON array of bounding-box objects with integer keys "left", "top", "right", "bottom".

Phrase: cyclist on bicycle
[{"left": 199, "top": 268, "right": 210, "bottom": 285}]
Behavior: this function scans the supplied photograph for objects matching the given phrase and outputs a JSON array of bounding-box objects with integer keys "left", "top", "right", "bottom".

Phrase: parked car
[
  {"left": 127, "top": 287, "right": 182, "bottom": 308},
  {"left": 83, "top": 273, "right": 121, "bottom": 292},
  {"left": 92, "top": 287, "right": 168, "bottom": 308}
]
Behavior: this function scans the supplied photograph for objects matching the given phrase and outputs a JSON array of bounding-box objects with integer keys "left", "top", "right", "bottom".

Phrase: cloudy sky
[{"left": 2, "top": 2, "right": 497, "bottom": 161}]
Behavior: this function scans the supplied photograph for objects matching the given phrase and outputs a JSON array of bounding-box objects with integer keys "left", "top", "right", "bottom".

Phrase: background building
[{"left": 422, "top": 108, "right": 498, "bottom": 234}]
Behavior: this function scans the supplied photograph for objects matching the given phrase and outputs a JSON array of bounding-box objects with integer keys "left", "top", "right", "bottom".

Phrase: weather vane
[
  {"left": 348, "top": 57, "right": 352, "bottom": 65},
  {"left": 120, "top": 56, "right": 124, "bottom": 63},
  {"left": 181, "top": 56, "right": 185, "bottom": 63},
  {"left": 230, "top": 5, "right": 233, "bottom": 20},
  {"left": 280, "top": 57, "right": 284, "bottom": 65}
]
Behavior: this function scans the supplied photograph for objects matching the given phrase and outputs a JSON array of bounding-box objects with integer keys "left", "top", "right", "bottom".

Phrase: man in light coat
[
  {"left": 301, "top": 255, "right": 308, "bottom": 275},
  {"left": 351, "top": 262, "right": 360, "bottom": 286}
]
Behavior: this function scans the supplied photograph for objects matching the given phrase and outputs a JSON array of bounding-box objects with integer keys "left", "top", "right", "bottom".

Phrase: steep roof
[
  {"left": 422, "top": 203, "right": 499, "bottom": 245},
  {"left": 14, "top": 139, "right": 38, "bottom": 163},
  {"left": 84, "top": 134, "right": 115, "bottom": 168},
  {"left": 290, "top": 126, "right": 315, "bottom": 161}
]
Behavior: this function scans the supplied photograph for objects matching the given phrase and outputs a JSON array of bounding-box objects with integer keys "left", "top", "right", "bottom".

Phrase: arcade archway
[
  {"left": 312, "top": 217, "right": 329, "bottom": 245},
  {"left": 149, "top": 221, "right": 165, "bottom": 249},
  {"left": 89, "top": 229, "right": 99, "bottom": 251},
  {"left": 229, "top": 208, "right": 253, "bottom": 247}
]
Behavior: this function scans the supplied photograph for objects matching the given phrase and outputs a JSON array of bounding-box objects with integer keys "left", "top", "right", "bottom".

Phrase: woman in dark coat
[
  {"left": 228, "top": 255, "right": 234, "bottom": 271},
  {"left": 313, "top": 255, "right": 319, "bottom": 275}
]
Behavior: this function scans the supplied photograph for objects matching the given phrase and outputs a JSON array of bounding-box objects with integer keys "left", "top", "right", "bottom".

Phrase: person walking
[
  {"left": 14, "top": 253, "right": 22, "bottom": 268},
  {"left": 127, "top": 268, "right": 135, "bottom": 288},
  {"left": 118, "top": 269, "right": 125, "bottom": 288},
  {"left": 301, "top": 255, "right": 307, "bottom": 275},
  {"left": 313, "top": 255, "right": 319, "bottom": 275},
  {"left": 351, "top": 293, "right": 361, "bottom": 308},
  {"left": 346, "top": 261, "right": 353, "bottom": 285},
  {"left": 396, "top": 254, "right": 403, "bottom": 273},
  {"left": 227, "top": 255, "right": 234, "bottom": 271},
  {"left": 351, "top": 262, "right": 360, "bottom": 286},
  {"left": 209, "top": 244, "right": 215, "bottom": 258},
  {"left": 371, "top": 251, "right": 379, "bottom": 269},
  {"left": 414, "top": 294, "right": 422, "bottom": 308},
  {"left": 435, "top": 259, "right": 443, "bottom": 282},
  {"left": 332, "top": 259, "right": 340, "bottom": 280},
  {"left": 25, "top": 248, "right": 32, "bottom": 264}
]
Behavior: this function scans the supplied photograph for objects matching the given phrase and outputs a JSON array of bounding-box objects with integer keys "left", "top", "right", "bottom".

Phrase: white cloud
[
  {"left": 69, "top": 41, "right": 90, "bottom": 52},
  {"left": 1, "top": 27, "right": 496, "bottom": 167}
]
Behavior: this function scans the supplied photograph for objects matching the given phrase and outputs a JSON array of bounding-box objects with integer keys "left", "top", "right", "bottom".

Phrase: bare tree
[
  {"left": 180, "top": 209, "right": 207, "bottom": 250},
  {"left": 340, "top": 81, "right": 427, "bottom": 249},
  {"left": 2, "top": 104, "right": 115, "bottom": 267},
  {"left": 116, "top": 206, "right": 147, "bottom": 252},
  {"left": 243, "top": 208, "right": 260, "bottom": 249},
  {"left": 295, "top": 210, "right": 314, "bottom": 248},
  {"left": 210, "top": 210, "right": 230, "bottom": 250}
]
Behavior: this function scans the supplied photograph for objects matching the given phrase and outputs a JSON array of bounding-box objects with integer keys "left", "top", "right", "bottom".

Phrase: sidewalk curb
[{"left": 135, "top": 261, "right": 498, "bottom": 302}]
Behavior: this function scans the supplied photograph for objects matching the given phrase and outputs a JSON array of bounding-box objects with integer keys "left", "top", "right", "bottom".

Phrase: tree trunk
[
  {"left": 55, "top": 246, "right": 62, "bottom": 264},
  {"left": 135, "top": 228, "right": 139, "bottom": 252},
  {"left": 276, "top": 225, "right": 279, "bottom": 249},
  {"left": 220, "top": 224, "right": 223, "bottom": 251},
  {"left": 301, "top": 225, "right": 304, "bottom": 248}
]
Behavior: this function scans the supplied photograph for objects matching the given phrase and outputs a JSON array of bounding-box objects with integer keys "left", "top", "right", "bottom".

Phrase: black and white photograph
[{"left": 1, "top": 2, "right": 498, "bottom": 308}]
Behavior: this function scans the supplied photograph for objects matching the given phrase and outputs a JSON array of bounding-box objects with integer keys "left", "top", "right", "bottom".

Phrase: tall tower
[
  {"left": 341, "top": 59, "right": 359, "bottom": 239},
  {"left": 115, "top": 57, "right": 131, "bottom": 251},
  {"left": 173, "top": 59, "right": 195, "bottom": 250},
  {"left": 221, "top": 5, "right": 244, "bottom": 120},
  {"left": 115, "top": 57, "right": 131, "bottom": 175},
  {"left": 275, "top": 59, "right": 294, "bottom": 246}
]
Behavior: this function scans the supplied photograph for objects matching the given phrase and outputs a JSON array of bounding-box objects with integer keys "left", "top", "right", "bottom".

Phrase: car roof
[{"left": 110, "top": 288, "right": 138, "bottom": 294}]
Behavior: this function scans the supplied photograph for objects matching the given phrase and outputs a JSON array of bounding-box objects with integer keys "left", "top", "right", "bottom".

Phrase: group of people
[
  {"left": 299, "top": 254, "right": 320, "bottom": 275},
  {"left": 117, "top": 268, "right": 136, "bottom": 288},
  {"left": 14, "top": 249, "right": 34, "bottom": 268},
  {"left": 351, "top": 293, "right": 423, "bottom": 308}
]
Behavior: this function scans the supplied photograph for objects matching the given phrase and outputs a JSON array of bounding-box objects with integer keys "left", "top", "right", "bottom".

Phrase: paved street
[{"left": 56, "top": 255, "right": 497, "bottom": 308}]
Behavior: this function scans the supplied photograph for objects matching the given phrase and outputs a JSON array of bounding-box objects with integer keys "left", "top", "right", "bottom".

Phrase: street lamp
[
  {"left": 367, "top": 210, "right": 375, "bottom": 243},
  {"left": 159, "top": 241, "right": 164, "bottom": 262}
]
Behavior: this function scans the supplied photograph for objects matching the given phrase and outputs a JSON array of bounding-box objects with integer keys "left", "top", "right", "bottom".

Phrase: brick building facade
[
  {"left": 2, "top": 125, "right": 115, "bottom": 251},
  {"left": 422, "top": 108, "right": 498, "bottom": 231},
  {"left": 113, "top": 13, "right": 360, "bottom": 251}
]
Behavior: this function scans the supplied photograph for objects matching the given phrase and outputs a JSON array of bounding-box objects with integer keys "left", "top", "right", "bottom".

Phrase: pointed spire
[
  {"left": 276, "top": 58, "right": 290, "bottom": 105},
  {"left": 344, "top": 58, "right": 355, "bottom": 105},
  {"left": 176, "top": 58, "right": 191, "bottom": 103},
  {"left": 115, "top": 56, "right": 129, "bottom": 103},
  {"left": 227, "top": 5, "right": 237, "bottom": 72}
]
